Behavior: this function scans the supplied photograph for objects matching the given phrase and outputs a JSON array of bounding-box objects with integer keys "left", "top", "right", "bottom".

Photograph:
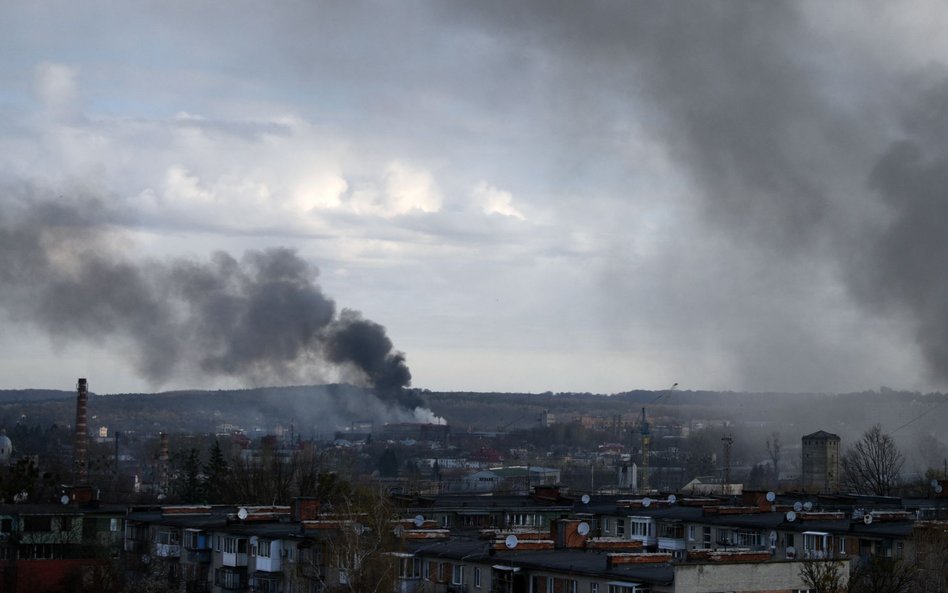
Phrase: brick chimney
[{"left": 74, "top": 378, "right": 89, "bottom": 483}]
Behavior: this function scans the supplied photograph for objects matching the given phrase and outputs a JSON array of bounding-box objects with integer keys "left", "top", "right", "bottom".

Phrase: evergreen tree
[{"left": 204, "top": 439, "right": 230, "bottom": 503}]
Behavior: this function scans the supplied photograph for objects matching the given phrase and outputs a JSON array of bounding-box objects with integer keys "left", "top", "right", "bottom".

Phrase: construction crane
[{"left": 639, "top": 382, "right": 678, "bottom": 493}]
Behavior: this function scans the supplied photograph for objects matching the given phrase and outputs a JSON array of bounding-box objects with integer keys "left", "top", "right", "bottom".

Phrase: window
[
  {"left": 398, "top": 558, "right": 421, "bottom": 579},
  {"left": 702, "top": 526, "right": 712, "bottom": 548},
  {"left": 509, "top": 513, "right": 536, "bottom": 527},
  {"left": 251, "top": 574, "right": 282, "bottom": 593},
  {"left": 568, "top": 580, "right": 578, "bottom": 593},
  {"left": 734, "top": 530, "right": 760, "bottom": 547},
  {"left": 441, "top": 515, "right": 450, "bottom": 528},
  {"left": 474, "top": 567, "right": 481, "bottom": 588},
  {"left": 659, "top": 523, "right": 684, "bottom": 539},
  {"left": 110, "top": 518, "right": 120, "bottom": 532},
  {"left": 616, "top": 519, "right": 625, "bottom": 537},
  {"left": 23, "top": 517, "right": 52, "bottom": 532},
  {"left": 608, "top": 584, "right": 642, "bottom": 593},
  {"left": 423, "top": 561, "right": 431, "bottom": 580},
  {"left": 224, "top": 536, "right": 247, "bottom": 554},
  {"left": 603, "top": 518, "right": 611, "bottom": 534},
  {"left": 216, "top": 535, "right": 222, "bottom": 552},
  {"left": 591, "top": 583, "right": 599, "bottom": 593},
  {"left": 156, "top": 530, "right": 180, "bottom": 546},
  {"left": 452, "top": 564, "right": 464, "bottom": 585},
  {"left": 630, "top": 519, "right": 651, "bottom": 538},
  {"left": 839, "top": 536, "right": 846, "bottom": 556},
  {"left": 256, "top": 540, "right": 272, "bottom": 558},
  {"left": 215, "top": 568, "right": 247, "bottom": 590},
  {"left": 687, "top": 525, "right": 696, "bottom": 541}
]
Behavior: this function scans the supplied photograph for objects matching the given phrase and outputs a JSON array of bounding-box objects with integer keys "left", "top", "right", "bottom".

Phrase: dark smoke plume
[
  {"left": 447, "top": 2, "right": 948, "bottom": 387},
  {"left": 0, "top": 191, "right": 415, "bottom": 406}
]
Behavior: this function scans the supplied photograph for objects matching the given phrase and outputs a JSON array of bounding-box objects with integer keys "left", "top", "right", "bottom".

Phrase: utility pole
[{"left": 722, "top": 433, "right": 734, "bottom": 490}]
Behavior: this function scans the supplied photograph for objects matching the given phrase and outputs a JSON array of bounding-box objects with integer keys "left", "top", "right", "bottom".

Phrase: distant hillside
[{"left": 0, "top": 389, "right": 76, "bottom": 403}]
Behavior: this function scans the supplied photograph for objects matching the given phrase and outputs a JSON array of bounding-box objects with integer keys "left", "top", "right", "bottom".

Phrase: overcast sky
[{"left": 1, "top": 2, "right": 947, "bottom": 395}]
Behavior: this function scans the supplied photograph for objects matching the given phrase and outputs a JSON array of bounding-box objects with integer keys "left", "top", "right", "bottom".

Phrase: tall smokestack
[{"left": 74, "top": 378, "right": 88, "bottom": 484}]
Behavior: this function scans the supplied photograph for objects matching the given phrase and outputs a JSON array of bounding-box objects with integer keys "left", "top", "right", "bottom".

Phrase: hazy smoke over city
[
  {"left": 456, "top": 2, "right": 948, "bottom": 387},
  {"left": 0, "top": 192, "right": 418, "bottom": 407}
]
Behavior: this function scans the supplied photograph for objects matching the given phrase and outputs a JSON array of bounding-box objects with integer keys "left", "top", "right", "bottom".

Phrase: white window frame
[
  {"left": 452, "top": 564, "right": 464, "bottom": 585},
  {"left": 474, "top": 567, "right": 481, "bottom": 588}
]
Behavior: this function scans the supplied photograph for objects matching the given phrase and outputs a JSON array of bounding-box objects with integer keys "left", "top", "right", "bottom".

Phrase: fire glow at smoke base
[{"left": 0, "top": 193, "right": 425, "bottom": 412}]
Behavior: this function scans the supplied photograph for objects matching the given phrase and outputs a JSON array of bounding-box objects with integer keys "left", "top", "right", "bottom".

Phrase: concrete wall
[{"left": 673, "top": 559, "right": 848, "bottom": 593}]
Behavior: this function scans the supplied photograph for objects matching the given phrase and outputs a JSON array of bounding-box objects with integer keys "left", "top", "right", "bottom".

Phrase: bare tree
[
  {"left": 841, "top": 424, "right": 904, "bottom": 496},
  {"left": 848, "top": 557, "right": 915, "bottom": 593},
  {"left": 766, "top": 431, "right": 782, "bottom": 488},
  {"left": 798, "top": 558, "right": 845, "bottom": 593},
  {"left": 305, "top": 486, "right": 401, "bottom": 593}
]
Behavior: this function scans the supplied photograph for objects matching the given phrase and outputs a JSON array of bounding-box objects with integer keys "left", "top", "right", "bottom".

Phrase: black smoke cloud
[
  {"left": 0, "top": 191, "right": 415, "bottom": 405},
  {"left": 444, "top": 2, "right": 948, "bottom": 387}
]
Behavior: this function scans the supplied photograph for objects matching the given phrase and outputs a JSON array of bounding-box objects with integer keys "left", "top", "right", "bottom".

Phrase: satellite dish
[
  {"left": 642, "top": 497, "right": 652, "bottom": 508},
  {"left": 237, "top": 507, "right": 249, "bottom": 520},
  {"left": 803, "top": 501, "right": 813, "bottom": 512},
  {"left": 249, "top": 536, "right": 258, "bottom": 546},
  {"left": 785, "top": 511, "right": 797, "bottom": 522},
  {"left": 581, "top": 494, "right": 591, "bottom": 505},
  {"left": 786, "top": 546, "right": 796, "bottom": 557},
  {"left": 577, "top": 522, "right": 590, "bottom": 536},
  {"left": 765, "top": 491, "right": 776, "bottom": 502},
  {"left": 667, "top": 494, "right": 677, "bottom": 505},
  {"left": 932, "top": 479, "right": 940, "bottom": 489},
  {"left": 353, "top": 522, "right": 366, "bottom": 535},
  {"left": 863, "top": 514, "right": 873, "bottom": 525},
  {"left": 936, "top": 484, "right": 944, "bottom": 494},
  {"left": 793, "top": 502, "right": 803, "bottom": 513},
  {"left": 413, "top": 515, "right": 425, "bottom": 527},
  {"left": 60, "top": 494, "right": 70, "bottom": 506},
  {"left": 505, "top": 535, "right": 519, "bottom": 549}
]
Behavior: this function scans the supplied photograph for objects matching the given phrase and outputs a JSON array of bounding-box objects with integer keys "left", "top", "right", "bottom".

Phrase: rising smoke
[
  {"left": 0, "top": 190, "right": 417, "bottom": 407},
  {"left": 448, "top": 2, "right": 948, "bottom": 388}
]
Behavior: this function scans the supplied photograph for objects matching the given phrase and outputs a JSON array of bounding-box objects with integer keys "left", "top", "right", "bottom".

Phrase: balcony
[
  {"left": 155, "top": 543, "right": 182, "bottom": 558},
  {"left": 185, "top": 549, "right": 211, "bottom": 563}
]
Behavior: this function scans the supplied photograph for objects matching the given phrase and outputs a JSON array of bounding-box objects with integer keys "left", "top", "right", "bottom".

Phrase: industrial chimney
[{"left": 74, "top": 378, "right": 89, "bottom": 484}]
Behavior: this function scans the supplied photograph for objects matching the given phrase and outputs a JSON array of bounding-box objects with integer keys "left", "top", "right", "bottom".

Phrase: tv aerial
[
  {"left": 577, "top": 522, "right": 590, "bottom": 536},
  {"left": 504, "top": 534, "right": 519, "bottom": 549}
]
